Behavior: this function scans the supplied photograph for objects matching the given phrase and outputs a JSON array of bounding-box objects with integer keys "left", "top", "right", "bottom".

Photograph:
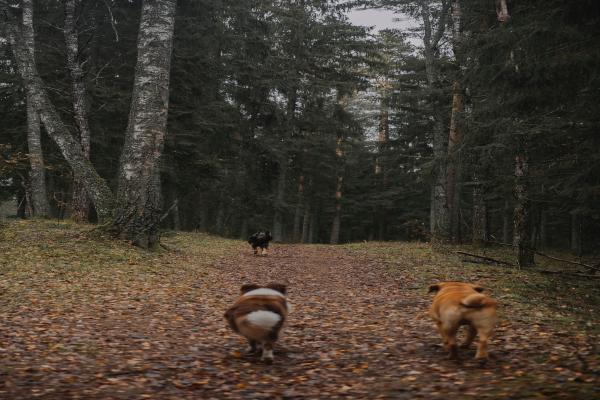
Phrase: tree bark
[
  {"left": 110, "top": 0, "right": 177, "bottom": 248},
  {"left": 472, "top": 174, "right": 487, "bottom": 246},
  {"left": 301, "top": 202, "right": 311, "bottom": 244},
  {"left": 447, "top": 81, "right": 462, "bottom": 243},
  {"left": 308, "top": 206, "right": 318, "bottom": 244},
  {"left": 330, "top": 175, "right": 343, "bottom": 244},
  {"left": 375, "top": 84, "right": 389, "bottom": 240},
  {"left": 292, "top": 175, "right": 304, "bottom": 242},
  {"left": 420, "top": 0, "right": 452, "bottom": 244},
  {"left": 272, "top": 158, "right": 287, "bottom": 242},
  {"left": 5, "top": 16, "right": 114, "bottom": 222},
  {"left": 513, "top": 138, "right": 534, "bottom": 267},
  {"left": 502, "top": 200, "right": 510, "bottom": 244},
  {"left": 22, "top": 0, "right": 49, "bottom": 217},
  {"left": 571, "top": 213, "right": 582, "bottom": 255},
  {"left": 330, "top": 134, "right": 345, "bottom": 245},
  {"left": 65, "top": 0, "right": 92, "bottom": 222}
]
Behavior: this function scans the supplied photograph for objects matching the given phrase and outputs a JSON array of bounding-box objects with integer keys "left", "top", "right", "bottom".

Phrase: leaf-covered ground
[{"left": 0, "top": 220, "right": 598, "bottom": 399}]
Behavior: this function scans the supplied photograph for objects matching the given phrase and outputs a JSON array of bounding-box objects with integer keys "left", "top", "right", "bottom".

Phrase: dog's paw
[{"left": 476, "top": 358, "right": 489, "bottom": 367}]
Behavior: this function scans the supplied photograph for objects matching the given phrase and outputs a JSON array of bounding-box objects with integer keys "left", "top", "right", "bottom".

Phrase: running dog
[
  {"left": 247, "top": 231, "right": 273, "bottom": 255},
  {"left": 224, "top": 283, "right": 290, "bottom": 363},
  {"left": 428, "top": 281, "right": 497, "bottom": 360}
]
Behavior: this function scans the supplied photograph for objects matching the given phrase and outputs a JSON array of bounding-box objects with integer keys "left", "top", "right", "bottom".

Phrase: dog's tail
[
  {"left": 245, "top": 310, "right": 282, "bottom": 330},
  {"left": 460, "top": 293, "right": 497, "bottom": 308}
]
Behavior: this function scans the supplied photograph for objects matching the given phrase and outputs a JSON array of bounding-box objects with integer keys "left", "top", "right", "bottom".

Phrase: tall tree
[
  {"left": 110, "top": 0, "right": 177, "bottom": 248},
  {"left": 64, "top": 0, "right": 92, "bottom": 222},
  {"left": 3, "top": 2, "right": 115, "bottom": 221},
  {"left": 22, "top": 0, "right": 50, "bottom": 217}
]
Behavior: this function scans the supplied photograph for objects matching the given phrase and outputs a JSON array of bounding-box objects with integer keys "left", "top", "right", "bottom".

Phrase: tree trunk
[
  {"left": 215, "top": 200, "right": 225, "bottom": 235},
  {"left": 502, "top": 200, "right": 510, "bottom": 244},
  {"left": 330, "top": 175, "right": 343, "bottom": 244},
  {"left": 571, "top": 213, "right": 582, "bottom": 255},
  {"left": 65, "top": 0, "right": 92, "bottom": 222},
  {"left": 539, "top": 210, "right": 547, "bottom": 248},
  {"left": 110, "top": 0, "right": 177, "bottom": 248},
  {"left": 447, "top": 81, "right": 462, "bottom": 242},
  {"left": 301, "top": 202, "right": 310, "bottom": 244},
  {"left": 309, "top": 207, "right": 318, "bottom": 244},
  {"left": 272, "top": 158, "right": 287, "bottom": 242},
  {"left": 420, "top": 0, "right": 452, "bottom": 244},
  {"left": 472, "top": 175, "right": 487, "bottom": 246},
  {"left": 6, "top": 14, "right": 114, "bottom": 222},
  {"left": 22, "top": 0, "right": 49, "bottom": 217},
  {"left": 513, "top": 139, "right": 534, "bottom": 267},
  {"left": 292, "top": 175, "right": 304, "bottom": 242},
  {"left": 240, "top": 218, "right": 248, "bottom": 240},
  {"left": 330, "top": 132, "right": 345, "bottom": 245},
  {"left": 375, "top": 87, "right": 389, "bottom": 240}
]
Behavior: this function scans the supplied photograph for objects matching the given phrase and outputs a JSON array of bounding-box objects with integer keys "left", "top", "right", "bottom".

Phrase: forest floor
[{"left": 0, "top": 220, "right": 598, "bottom": 399}]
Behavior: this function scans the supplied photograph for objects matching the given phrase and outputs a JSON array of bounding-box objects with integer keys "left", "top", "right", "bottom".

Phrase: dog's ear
[
  {"left": 473, "top": 285, "right": 485, "bottom": 293},
  {"left": 428, "top": 284, "right": 440, "bottom": 293},
  {"left": 267, "top": 283, "right": 287, "bottom": 295},
  {"left": 240, "top": 284, "right": 260, "bottom": 294}
]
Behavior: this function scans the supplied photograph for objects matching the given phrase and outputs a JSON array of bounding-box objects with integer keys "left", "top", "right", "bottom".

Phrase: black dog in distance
[{"left": 248, "top": 231, "right": 273, "bottom": 255}]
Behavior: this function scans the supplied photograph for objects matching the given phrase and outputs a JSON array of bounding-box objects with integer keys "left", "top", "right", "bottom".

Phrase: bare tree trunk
[
  {"left": 330, "top": 175, "right": 343, "bottom": 244},
  {"left": 420, "top": 0, "right": 452, "bottom": 244},
  {"left": 472, "top": 174, "right": 487, "bottom": 246},
  {"left": 539, "top": 210, "right": 547, "bottom": 248},
  {"left": 375, "top": 85, "right": 389, "bottom": 240},
  {"left": 22, "top": 0, "right": 49, "bottom": 217},
  {"left": 502, "top": 200, "right": 510, "bottom": 244},
  {"left": 513, "top": 138, "right": 534, "bottom": 267},
  {"left": 308, "top": 208, "right": 317, "bottom": 244},
  {"left": 447, "top": 81, "right": 462, "bottom": 242},
  {"left": 65, "top": 0, "right": 91, "bottom": 222},
  {"left": 330, "top": 132, "right": 345, "bottom": 245},
  {"left": 110, "top": 0, "right": 177, "bottom": 248},
  {"left": 272, "top": 158, "right": 287, "bottom": 242},
  {"left": 301, "top": 202, "right": 310, "bottom": 243},
  {"left": 292, "top": 175, "right": 304, "bottom": 242},
  {"left": 5, "top": 11, "right": 114, "bottom": 222},
  {"left": 216, "top": 200, "right": 225, "bottom": 235},
  {"left": 571, "top": 213, "right": 582, "bottom": 255},
  {"left": 240, "top": 218, "right": 248, "bottom": 240}
]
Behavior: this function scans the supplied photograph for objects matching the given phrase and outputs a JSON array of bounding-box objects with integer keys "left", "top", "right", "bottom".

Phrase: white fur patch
[
  {"left": 246, "top": 310, "right": 281, "bottom": 330},
  {"left": 262, "top": 348, "right": 274, "bottom": 360},
  {"left": 243, "top": 288, "right": 285, "bottom": 298}
]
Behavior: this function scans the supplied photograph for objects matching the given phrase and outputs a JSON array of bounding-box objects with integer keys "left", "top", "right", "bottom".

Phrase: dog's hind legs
[
  {"left": 246, "top": 340, "right": 258, "bottom": 354},
  {"left": 441, "top": 325, "right": 459, "bottom": 360},
  {"left": 475, "top": 329, "right": 492, "bottom": 359},
  {"left": 461, "top": 326, "right": 477, "bottom": 348},
  {"left": 261, "top": 342, "right": 274, "bottom": 364}
]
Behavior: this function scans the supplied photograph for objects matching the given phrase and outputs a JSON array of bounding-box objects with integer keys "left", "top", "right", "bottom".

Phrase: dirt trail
[{"left": 1, "top": 239, "right": 597, "bottom": 399}]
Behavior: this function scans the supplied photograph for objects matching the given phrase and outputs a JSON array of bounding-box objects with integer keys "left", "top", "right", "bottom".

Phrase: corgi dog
[
  {"left": 428, "top": 281, "right": 498, "bottom": 360},
  {"left": 224, "top": 283, "right": 289, "bottom": 363}
]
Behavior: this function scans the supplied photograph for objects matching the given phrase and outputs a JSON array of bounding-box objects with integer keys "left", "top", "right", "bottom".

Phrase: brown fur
[
  {"left": 428, "top": 281, "right": 497, "bottom": 360},
  {"left": 224, "top": 283, "right": 289, "bottom": 363}
]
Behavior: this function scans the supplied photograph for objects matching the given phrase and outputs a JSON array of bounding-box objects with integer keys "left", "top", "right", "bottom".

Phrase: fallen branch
[
  {"left": 535, "top": 252, "right": 600, "bottom": 273},
  {"left": 537, "top": 270, "right": 600, "bottom": 279},
  {"left": 456, "top": 251, "right": 514, "bottom": 266},
  {"left": 159, "top": 199, "right": 178, "bottom": 224},
  {"left": 485, "top": 239, "right": 599, "bottom": 273}
]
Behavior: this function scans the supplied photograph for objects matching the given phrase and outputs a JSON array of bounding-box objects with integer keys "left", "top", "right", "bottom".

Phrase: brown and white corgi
[{"left": 224, "top": 283, "right": 290, "bottom": 363}]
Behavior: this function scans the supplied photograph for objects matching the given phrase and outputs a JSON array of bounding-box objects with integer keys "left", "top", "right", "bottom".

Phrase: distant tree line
[{"left": 1, "top": 0, "right": 598, "bottom": 260}]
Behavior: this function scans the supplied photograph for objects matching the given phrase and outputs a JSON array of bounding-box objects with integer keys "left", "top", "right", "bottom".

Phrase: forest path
[{"left": 0, "top": 224, "right": 597, "bottom": 399}]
